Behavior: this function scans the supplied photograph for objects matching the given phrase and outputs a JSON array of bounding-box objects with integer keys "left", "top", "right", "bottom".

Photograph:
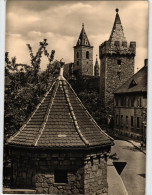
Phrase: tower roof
[
  {"left": 95, "top": 55, "right": 99, "bottom": 68},
  {"left": 7, "top": 66, "right": 113, "bottom": 149},
  {"left": 76, "top": 23, "right": 91, "bottom": 47},
  {"left": 109, "top": 8, "right": 126, "bottom": 42}
]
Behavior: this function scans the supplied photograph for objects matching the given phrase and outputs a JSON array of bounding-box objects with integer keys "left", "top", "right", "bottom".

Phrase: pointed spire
[
  {"left": 109, "top": 8, "right": 126, "bottom": 42},
  {"left": 94, "top": 54, "right": 99, "bottom": 76},
  {"left": 76, "top": 23, "right": 91, "bottom": 46}
]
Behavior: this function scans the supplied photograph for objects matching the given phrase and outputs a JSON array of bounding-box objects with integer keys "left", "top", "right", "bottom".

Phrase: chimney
[{"left": 144, "top": 59, "right": 148, "bottom": 67}]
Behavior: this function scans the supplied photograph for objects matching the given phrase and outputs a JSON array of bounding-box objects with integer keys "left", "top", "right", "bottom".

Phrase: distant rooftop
[{"left": 114, "top": 65, "right": 147, "bottom": 94}]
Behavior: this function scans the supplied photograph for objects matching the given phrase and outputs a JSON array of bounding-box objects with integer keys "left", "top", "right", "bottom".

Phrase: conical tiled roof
[
  {"left": 7, "top": 67, "right": 113, "bottom": 149},
  {"left": 109, "top": 9, "right": 126, "bottom": 42},
  {"left": 76, "top": 24, "right": 91, "bottom": 47}
]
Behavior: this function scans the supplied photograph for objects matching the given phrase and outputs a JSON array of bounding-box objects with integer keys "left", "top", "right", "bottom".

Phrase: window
[
  {"left": 143, "top": 94, "right": 147, "bottom": 99},
  {"left": 126, "top": 116, "right": 128, "bottom": 127},
  {"left": 131, "top": 97, "right": 134, "bottom": 107},
  {"left": 115, "top": 41, "right": 120, "bottom": 47},
  {"left": 76, "top": 52, "right": 79, "bottom": 58},
  {"left": 137, "top": 96, "right": 141, "bottom": 107},
  {"left": 121, "top": 115, "right": 123, "bottom": 127},
  {"left": 131, "top": 116, "right": 134, "bottom": 127},
  {"left": 86, "top": 51, "right": 89, "bottom": 59},
  {"left": 116, "top": 97, "right": 119, "bottom": 106},
  {"left": 120, "top": 96, "right": 126, "bottom": 106},
  {"left": 77, "top": 61, "right": 79, "bottom": 66},
  {"left": 116, "top": 115, "right": 119, "bottom": 126},
  {"left": 129, "top": 79, "right": 137, "bottom": 88},
  {"left": 117, "top": 60, "right": 121, "bottom": 65},
  {"left": 137, "top": 117, "right": 140, "bottom": 128},
  {"left": 54, "top": 170, "right": 68, "bottom": 183},
  {"left": 120, "top": 96, "right": 123, "bottom": 106}
]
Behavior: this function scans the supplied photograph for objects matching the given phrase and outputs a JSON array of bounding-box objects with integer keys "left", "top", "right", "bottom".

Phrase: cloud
[{"left": 5, "top": 1, "right": 148, "bottom": 71}]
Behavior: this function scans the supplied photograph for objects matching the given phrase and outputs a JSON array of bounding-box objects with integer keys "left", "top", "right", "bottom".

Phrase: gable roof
[
  {"left": 114, "top": 65, "right": 147, "bottom": 94},
  {"left": 7, "top": 67, "right": 113, "bottom": 149}
]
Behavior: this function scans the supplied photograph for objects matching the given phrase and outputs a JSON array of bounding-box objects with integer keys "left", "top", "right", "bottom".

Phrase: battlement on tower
[{"left": 99, "top": 40, "right": 136, "bottom": 58}]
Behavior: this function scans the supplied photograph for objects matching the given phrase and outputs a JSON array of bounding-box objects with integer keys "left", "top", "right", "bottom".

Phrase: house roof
[
  {"left": 8, "top": 67, "right": 113, "bottom": 149},
  {"left": 114, "top": 65, "right": 147, "bottom": 94}
]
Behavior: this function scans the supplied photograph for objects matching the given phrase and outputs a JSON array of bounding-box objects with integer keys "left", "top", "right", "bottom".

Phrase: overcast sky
[{"left": 6, "top": 0, "right": 148, "bottom": 72}]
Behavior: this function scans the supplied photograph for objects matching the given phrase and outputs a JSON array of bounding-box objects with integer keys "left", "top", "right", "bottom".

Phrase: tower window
[
  {"left": 126, "top": 116, "right": 128, "bottom": 127},
  {"left": 137, "top": 117, "right": 140, "bottom": 128},
  {"left": 86, "top": 51, "right": 89, "bottom": 59},
  {"left": 116, "top": 115, "right": 119, "bottom": 126},
  {"left": 54, "top": 170, "right": 68, "bottom": 183},
  {"left": 76, "top": 52, "right": 79, "bottom": 58},
  {"left": 117, "top": 60, "right": 121, "bottom": 65},
  {"left": 131, "top": 116, "right": 134, "bottom": 127},
  {"left": 77, "top": 61, "right": 79, "bottom": 66},
  {"left": 121, "top": 115, "right": 123, "bottom": 127}
]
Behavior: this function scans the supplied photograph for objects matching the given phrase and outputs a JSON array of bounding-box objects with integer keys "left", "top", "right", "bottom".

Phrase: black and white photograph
[{"left": 3, "top": 1, "right": 148, "bottom": 194}]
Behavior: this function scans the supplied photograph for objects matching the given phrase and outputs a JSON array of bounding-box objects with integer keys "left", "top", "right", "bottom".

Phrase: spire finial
[
  {"left": 82, "top": 23, "right": 84, "bottom": 28},
  {"left": 116, "top": 8, "right": 119, "bottom": 13},
  {"left": 59, "top": 58, "right": 65, "bottom": 77}
]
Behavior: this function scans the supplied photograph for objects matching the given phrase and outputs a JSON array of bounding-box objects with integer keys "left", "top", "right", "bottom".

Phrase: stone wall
[
  {"left": 99, "top": 52, "right": 135, "bottom": 115},
  {"left": 9, "top": 149, "right": 109, "bottom": 195},
  {"left": 84, "top": 154, "right": 108, "bottom": 195},
  {"left": 74, "top": 46, "right": 93, "bottom": 76}
]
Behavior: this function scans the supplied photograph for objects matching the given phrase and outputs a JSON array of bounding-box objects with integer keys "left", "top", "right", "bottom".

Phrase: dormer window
[
  {"left": 86, "top": 51, "right": 89, "bottom": 59},
  {"left": 129, "top": 79, "right": 137, "bottom": 88}
]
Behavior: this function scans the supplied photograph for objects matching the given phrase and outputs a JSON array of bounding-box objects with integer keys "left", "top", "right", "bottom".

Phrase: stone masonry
[
  {"left": 99, "top": 9, "right": 136, "bottom": 116},
  {"left": 74, "top": 24, "right": 93, "bottom": 76},
  {"left": 9, "top": 148, "right": 109, "bottom": 195}
]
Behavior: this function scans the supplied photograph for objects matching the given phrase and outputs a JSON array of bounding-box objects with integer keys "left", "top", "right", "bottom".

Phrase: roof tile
[{"left": 7, "top": 70, "right": 113, "bottom": 148}]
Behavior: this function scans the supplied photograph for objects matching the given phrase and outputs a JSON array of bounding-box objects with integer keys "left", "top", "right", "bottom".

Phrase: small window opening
[
  {"left": 54, "top": 170, "right": 68, "bottom": 183},
  {"left": 126, "top": 116, "right": 128, "bottom": 127},
  {"left": 117, "top": 60, "right": 121, "bottom": 65},
  {"left": 131, "top": 116, "right": 134, "bottom": 127},
  {"left": 121, "top": 115, "right": 123, "bottom": 127},
  {"left": 76, "top": 52, "right": 79, "bottom": 58},
  {"left": 137, "top": 117, "right": 140, "bottom": 128},
  {"left": 77, "top": 61, "right": 79, "bottom": 66},
  {"left": 86, "top": 51, "right": 89, "bottom": 59}
]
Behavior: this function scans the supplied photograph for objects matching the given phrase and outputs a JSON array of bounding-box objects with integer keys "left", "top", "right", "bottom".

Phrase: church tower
[
  {"left": 94, "top": 54, "right": 100, "bottom": 76},
  {"left": 73, "top": 24, "right": 93, "bottom": 76},
  {"left": 99, "top": 9, "right": 136, "bottom": 114}
]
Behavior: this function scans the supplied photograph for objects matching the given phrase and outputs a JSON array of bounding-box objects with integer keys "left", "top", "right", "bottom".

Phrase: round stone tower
[{"left": 7, "top": 65, "right": 113, "bottom": 194}]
